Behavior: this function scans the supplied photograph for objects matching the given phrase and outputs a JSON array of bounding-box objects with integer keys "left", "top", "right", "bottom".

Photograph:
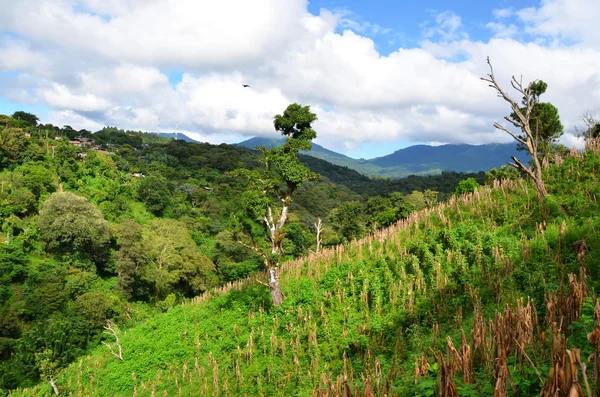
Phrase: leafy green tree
[
  {"left": 484, "top": 165, "right": 520, "bottom": 185},
  {"left": 231, "top": 103, "right": 319, "bottom": 305},
  {"left": 11, "top": 111, "right": 39, "bottom": 127},
  {"left": 15, "top": 163, "right": 56, "bottom": 198},
  {"left": 114, "top": 220, "right": 151, "bottom": 300},
  {"left": 455, "top": 177, "right": 480, "bottom": 195},
  {"left": 75, "top": 292, "right": 113, "bottom": 331},
  {"left": 329, "top": 201, "right": 365, "bottom": 242},
  {"left": 141, "top": 218, "right": 217, "bottom": 300},
  {"left": 213, "top": 231, "right": 262, "bottom": 283},
  {"left": 37, "top": 192, "right": 111, "bottom": 265},
  {"left": 137, "top": 175, "right": 171, "bottom": 215},
  {"left": 403, "top": 191, "right": 427, "bottom": 211},
  {"left": 0, "top": 127, "right": 28, "bottom": 169},
  {"left": 34, "top": 348, "right": 60, "bottom": 395},
  {"left": 281, "top": 221, "right": 315, "bottom": 258},
  {"left": 510, "top": 80, "right": 563, "bottom": 162}
]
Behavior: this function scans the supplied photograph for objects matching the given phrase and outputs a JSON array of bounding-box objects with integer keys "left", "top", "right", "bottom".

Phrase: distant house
[
  {"left": 70, "top": 140, "right": 82, "bottom": 147},
  {"left": 24, "top": 132, "right": 31, "bottom": 138},
  {"left": 55, "top": 136, "right": 62, "bottom": 141},
  {"left": 203, "top": 186, "right": 211, "bottom": 191},
  {"left": 130, "top": 172, "right": 145, "bottom": 178},
  {"left": 78, "top": 152, "right": 87, "bottom": 160},
  {"left": 74, "top": 136, "right": 95, "bottom": 147}
]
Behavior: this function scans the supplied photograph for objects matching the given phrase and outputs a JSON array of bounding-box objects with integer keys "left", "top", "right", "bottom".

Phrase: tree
[
  {"left": 481, "top": 57, "right": 548, "bottom": 200},
  {"left": 137, "top": 175, "right": 171, "bottom": 215},
  {"left": 455, "top": 177, "right": 480, "bottom": 195},
  {"left": 34, "top": 348, "right": 60, "bottom": 396},
  {"left": 510, "top": 80, "right": 563, "bottom": 162},
  {"left": 113, "top": 220, "right": 151, "bottom": 299},
  {"left": 231, "top": 103, "right": 319, "bottom": 306},
  {"left": 140, "top": 218, "right": 217, "bottom": 299},
  {"left": 484, "top": 165, "right": 520, "bottom": 185},
  {"left": 329, "top": 201, "right": 365, "bottom": 242},
  {"left": 37, "top": 192, "right": 111, "bottom": 264},
  {"left": 11, "top": 111, "right": 38, "bottom": 127},
  {"left": 578, "top": 110, "right": 600, "bottom": 141},
  {"left": 0, "top": 127, "right": 28, "bottom": 169}
]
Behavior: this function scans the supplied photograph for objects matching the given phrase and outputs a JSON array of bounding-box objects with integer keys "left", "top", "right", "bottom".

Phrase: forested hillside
[
  {"left": 5, "top": 103, "right": 600, "bottom": 395},
  {"left": 0, "top": 111, "right": 485, "bottom": 394}
]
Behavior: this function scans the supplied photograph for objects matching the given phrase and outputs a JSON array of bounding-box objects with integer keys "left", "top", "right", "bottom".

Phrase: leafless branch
[{"left": 102, "top": 320, "right": 123, "bottom": 361}]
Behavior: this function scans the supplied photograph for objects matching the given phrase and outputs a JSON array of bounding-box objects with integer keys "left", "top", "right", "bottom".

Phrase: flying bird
[{"left": 242, "top": 84, "right": 250, "bottom": 88}]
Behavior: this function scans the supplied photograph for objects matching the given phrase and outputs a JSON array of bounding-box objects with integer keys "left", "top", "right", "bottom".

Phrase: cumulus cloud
[{"left": 0, "top": 0, "right": 598, "bottom": 156}]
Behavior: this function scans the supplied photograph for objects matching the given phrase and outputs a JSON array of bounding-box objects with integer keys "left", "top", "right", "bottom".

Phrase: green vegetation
[
  {"left": 0, "top": 108, "right": 482, "bottom": 394},
  {"left": 4, "top": 101, "right": 598, "bottom": 397},
  {"left": 5, "top": 112, "right": 600, "bottom": 396}
]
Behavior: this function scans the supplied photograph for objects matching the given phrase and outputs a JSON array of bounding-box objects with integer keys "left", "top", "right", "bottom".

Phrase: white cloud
[
  {"left": 0, "top": 0, "right": 309, "bottom": 71},
  {"left": 422, "top": 11, "right": 468, "bottom": 41},
  {"left": 0, "top": 0, "right": 598, "bottom": 156},
  {"left": 515, "top": 0, "right": 600, "bottom": 50},
  {"left": 485, "top": 22, "right": 519, "bottom": 38},
  {"left": 493, "top": 8, "right": 515, "bottom": 19}
]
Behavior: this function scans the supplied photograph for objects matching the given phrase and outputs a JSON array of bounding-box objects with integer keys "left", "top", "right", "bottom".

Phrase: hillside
[
  {"left": 1, "top": 115, "right": 492, "bottom": 395},
  {"left": 237, "top": 137, "right": 525, "bottom": 178},
  {"left": 12, "top": 140, "right": 600, "bottom": 396}
]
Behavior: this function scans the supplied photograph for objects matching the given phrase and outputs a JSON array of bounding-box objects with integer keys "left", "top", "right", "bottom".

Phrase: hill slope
[
  {"left": 237, "top": 137, "right": 525, "bottom": 178},
  {"left": 14, "top": 143, "right": 600, "bottom": 396}
]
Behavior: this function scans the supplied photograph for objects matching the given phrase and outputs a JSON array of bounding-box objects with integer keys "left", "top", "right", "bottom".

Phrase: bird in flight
[{"left": 242, "top": 84, "right": 250, "bottom": 88}]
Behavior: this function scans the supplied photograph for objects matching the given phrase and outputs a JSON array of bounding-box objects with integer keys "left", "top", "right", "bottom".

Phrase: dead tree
[
  {"left": 101, "top": 320, "right": 123, "bottom": 361},
  {"left": 579, "top": 109, "right": 600, "bottom": 141},
  {"left": 314, "top": 218, "right": 323, "bottom": 253},
  {"left": 481, "top": 57, "right": 548, "bottom": 200}
]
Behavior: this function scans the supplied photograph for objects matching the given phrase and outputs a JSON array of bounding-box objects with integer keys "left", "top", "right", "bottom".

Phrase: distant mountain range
[{"left": 236, "top": 137, "right": 525, "bottom": 179}]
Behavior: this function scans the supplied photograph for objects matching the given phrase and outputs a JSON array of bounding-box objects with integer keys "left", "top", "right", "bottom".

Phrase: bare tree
[
  {"left": 578, "top": 109, "right": 600, "bottom": 141},
  {"left": 481, "top": 57, "right": 548, "bottom": 200},
  {"left": 314, "top": 218, "right": 323, "bottom": 253},
  {"left": 101, "top": 320, "right": 123, "bottom": 361}
]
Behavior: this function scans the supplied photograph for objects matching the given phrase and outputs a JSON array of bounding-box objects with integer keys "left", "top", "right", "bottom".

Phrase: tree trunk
[
  {"left": 49, "top": 379, "right": 60, "bottom": 396},
  {"left": 531, "top": 156, "right": 548, "bottom": 200},
  {"left": 269, "top": 267, "right": 283, "bottom": 306},
  {"left": 314, "top": 218, "right": 322, "bottom": 253}
]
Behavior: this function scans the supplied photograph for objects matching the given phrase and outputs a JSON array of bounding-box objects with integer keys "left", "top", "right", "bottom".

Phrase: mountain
[
  {"left": 157, "top": 132, "right": 200, "bottom": 143},
  {"left": 236, "top": 137, "right": 525, "bottom": 178},
  {"left": 234, "top": 136, "right": 382, "bottom": 174},
  {"left": 369, "top": 142, "right": 524, "bottom": 176}
]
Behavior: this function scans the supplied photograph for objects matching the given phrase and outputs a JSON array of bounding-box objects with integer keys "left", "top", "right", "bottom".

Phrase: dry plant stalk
[
  {"left": 434, "top": 350, "right": 457, "bottom": 397},
  {"left": 587, "top": 299, "right": 600, "bottom": 396},
  {"left": 414, "top": 353, "right": 430, "bottom": 384}
]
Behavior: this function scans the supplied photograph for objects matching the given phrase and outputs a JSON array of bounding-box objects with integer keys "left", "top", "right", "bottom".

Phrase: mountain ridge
[{"left": 236, "top": 136, "right": 524, "bottom": 178}]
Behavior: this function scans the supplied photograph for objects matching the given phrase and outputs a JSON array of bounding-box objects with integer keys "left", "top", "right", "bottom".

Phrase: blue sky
[
  {"left": 0, "top": 0, "right": 596, "bottom": 158},
  {"left": 308, "top": 0, "right": 538, "bottom": 52}
]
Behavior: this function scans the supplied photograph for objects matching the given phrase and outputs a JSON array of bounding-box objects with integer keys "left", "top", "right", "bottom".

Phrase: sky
[{"left": 0, "top": 0, "right": 599, "bottom": 159}]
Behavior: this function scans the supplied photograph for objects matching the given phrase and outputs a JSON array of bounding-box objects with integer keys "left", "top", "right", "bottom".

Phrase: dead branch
[
  {"left": 481, "top": 56, "right": 547, "bottom": 199},
  {"left": 314, "top": 218, "right": 323, "bottom": 253},
  {"left": 101, "top": 320, "right": 123, "bottom": 361}
]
